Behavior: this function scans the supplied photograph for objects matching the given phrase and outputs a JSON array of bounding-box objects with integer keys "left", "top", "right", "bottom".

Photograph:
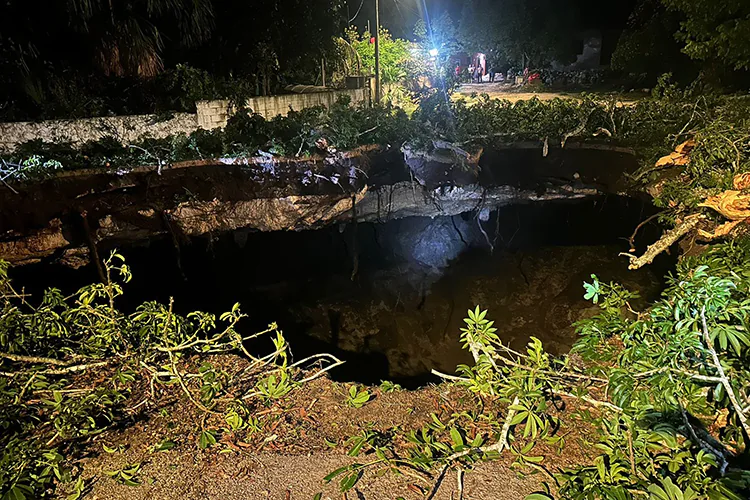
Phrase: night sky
[{"left": 347, "top": 0, "right": 637, "bottom": 39}]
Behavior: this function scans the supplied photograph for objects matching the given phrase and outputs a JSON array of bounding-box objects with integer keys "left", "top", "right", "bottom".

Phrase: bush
[{"left": 0, "top": 252, "right": 338, "bottom": 498}]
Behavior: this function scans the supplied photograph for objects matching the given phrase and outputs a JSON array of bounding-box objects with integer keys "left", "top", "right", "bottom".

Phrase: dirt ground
[
  {"left": 81, "top": 451, "right": 538, "bottom": 500},
  {"left": 63, "top": 370, "right": 598, "bottom": 500}
]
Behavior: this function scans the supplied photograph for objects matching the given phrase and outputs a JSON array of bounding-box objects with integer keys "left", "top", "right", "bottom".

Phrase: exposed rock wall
[
  {"left": 0, "top": 219, "right": 70, "bottom": 265},
  {"left": 0, "top": 180, "right": 598, "bottom": 266},
  {"left": 160, "top": 182, "right": 595, "bottom": 235},
  {"left": 0, "top": 146, "right": 634, "bottom": 267}
]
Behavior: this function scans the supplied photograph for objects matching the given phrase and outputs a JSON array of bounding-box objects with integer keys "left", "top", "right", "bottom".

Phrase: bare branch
[
  {"left": 622, "top": 215, "right": 704, "bottom": 270},
  {"left": 0, "top": 352, "right": 70, "bottom": 366}
]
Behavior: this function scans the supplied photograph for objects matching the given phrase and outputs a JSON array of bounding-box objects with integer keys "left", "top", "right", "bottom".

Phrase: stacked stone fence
[
  {"left": 196, "top": 87, "right": 370, "bottom": 129},
  {"left": 0, "top": 88, "right": 370, "bottom": 153},
  {"left": 0, "top": 113, "right": 197, "bottom": 153}
]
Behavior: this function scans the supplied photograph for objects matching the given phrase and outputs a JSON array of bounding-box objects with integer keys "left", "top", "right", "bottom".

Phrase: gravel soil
[{"left": 60, "top": 372, "right": 598, "bottom": 500}]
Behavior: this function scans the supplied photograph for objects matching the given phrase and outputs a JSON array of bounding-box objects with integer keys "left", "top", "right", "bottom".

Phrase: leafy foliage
[
  {"left": 326, "top": 238, "right": 750, "bottom": 498},
  {"left": 557, "top": 238, "right": 750, "bottom": 498},
  {"left": 457, "top": 0, "right": 582, "bottom": 69},
  {"left": 345, "top": 385, "right": 371, "bottom": 408},
  {"left": 1, "top": 97, "right": 422, "bottom": 180},
  {"left": 662, "top": 0, "right": 750, "bottom": 71},
  {"left": 611, "top": 0, "right": 694, "bottom": 81},
  {"left": 0, "top": 0, "right": 345, "bottom": 120},
  {"left": 0, "top": 252, "right": 337, "bottom": 498},
  {"left": 345, "top": 28, "right": 412, "bottom": 86}
]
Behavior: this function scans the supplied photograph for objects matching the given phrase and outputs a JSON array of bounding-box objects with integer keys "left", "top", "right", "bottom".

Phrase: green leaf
[
  {"left": 339, "top": 471, "right": 362, "bottom": 492},
  {"left": 5, "top": 484, "right": 33, "bottom": 500},
  {"left": 347, "top": 438, "right": 366, "bottom": 457},
  {"left": 430, "top": 413, "right": 445, "bottom": 429},
  {"left": 450, "top": 427, "right": 464, "bottom": 448},
  {"left": 225, "top": 411, "right": 244, "bottom": 431},
  {"left": 151, "top": 439, "right": 176, "bottom": 453},
  {"left": 199, "top": 430, "right": 217, "bottom": 449},
  {"left": 324, "top": 465, "right": 353, "bottom": 482},
  {"left": 509, "top": 411, "right": 528, "bottom": 426}
]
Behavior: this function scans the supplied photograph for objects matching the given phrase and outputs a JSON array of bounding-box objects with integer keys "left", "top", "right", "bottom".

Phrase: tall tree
[
  {"left": 662, "top": 0, "right": 750, "bottom": 71},
  {"left": 429, "top": 12, "right": 461, "bottom": 57},
  {"left": 75, "top": 0, "right": 213, "bottom": 77},
  {"left": 0, "top": 0, "right": 214, "bottom": 78},
  {"left": 345, "top": 27, "right": 411, "bottom": 84},
  {"left": 457, "top": 0, "right": 581, "bottom": 68},
  {"left": 181, "top": 0, "right": 344, "bottom": 92},
  {"left": 611, "top": 0, "right": 693, "bottom": 79}
]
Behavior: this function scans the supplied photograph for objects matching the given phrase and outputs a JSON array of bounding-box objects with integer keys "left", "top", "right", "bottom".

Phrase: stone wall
[
  {"left": 0, "top": 88, "right": 370, "bottom": 152},
  {"left": 0, "top": 113, "right": 197, "bottom": 153},
  {"left": 195, "top": 100, "right": 232, "bottom": 129},
  {"left": 196, "top": 88, "right": 370, "bottom": 129}
]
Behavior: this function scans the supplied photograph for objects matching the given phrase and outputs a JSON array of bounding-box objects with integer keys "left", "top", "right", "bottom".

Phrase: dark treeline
[{"left": 1, "top": 0, "right": 748, "bottom": 120}]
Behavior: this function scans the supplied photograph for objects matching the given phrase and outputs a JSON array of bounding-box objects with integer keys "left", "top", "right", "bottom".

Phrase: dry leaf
[
  {"left": 733, "top": 172, "right": 750, "bottom": 190},
  {"left": 674, "top": 139, "right": 696, "bottom": 155},
  {"left": 697, "top": 219, "right": 744, "bottom": 240},
  {"left": 715, "top": 408, "right": 729, "bottom": 429},
  {"left": 407, "top": 484, "right": 424, "bottom": 494},
  {"left": 655, "top": 152, "right": 688, "bottom": 167},
  {"left": 655, "top": 140, "right": 695, "bottom": 168},
  {"left": 699, "top": 191, "right": 750, "bottom": 220}
]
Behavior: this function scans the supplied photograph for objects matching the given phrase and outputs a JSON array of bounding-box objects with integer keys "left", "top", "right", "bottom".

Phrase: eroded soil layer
[{"left": 0, "top": 146, "right": 638, "bottom": 266}]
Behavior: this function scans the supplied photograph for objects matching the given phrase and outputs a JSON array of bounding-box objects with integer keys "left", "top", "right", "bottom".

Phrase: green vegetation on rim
[
  {"left": 4, "top": 78, "right": 750, "bottom": 227},
  {"left": 0, "top": 252, "right": 341, "bottom": 499},
  {"left": 326, "top": 240, "right": 750, "bottom": 498}
]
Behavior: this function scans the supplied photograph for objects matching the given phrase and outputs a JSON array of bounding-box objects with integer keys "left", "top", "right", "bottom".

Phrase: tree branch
[
  {"left": 0, "top": 352, "right": 69, "bottom": 366},
  {"left": 701, "top": 306, "right": 750, "bottom": 446},
  {"left": 426, "top": 396, "right": 520, "bottom": 500},
  {"left": 621, "top": 215, "right": 704, "bottom": 270}
]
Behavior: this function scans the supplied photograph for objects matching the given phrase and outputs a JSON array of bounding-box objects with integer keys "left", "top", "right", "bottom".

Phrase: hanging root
[
  {"left": 161, "top": 210, "right": 187, "bottom": 281},
  {"left": 475, "top": 197, "right": 494, "bottom": 254},
  {"left": 561, "top": 108, "right": 594, "bottom": 148},
  {"left": 79, "top": 211, "right": 107, "bottom": 283},
  {"left": 350, "top": 195, "right": 359, "bottom": 281},
  {"left": 477, "top": 218, "right": 494, "bottom": 254},
  {"left": 627, "top": 212, "right": 663, "bottom": 252},
  {"left": 621, "top": 214, "right": 704, "bottom": 270}
]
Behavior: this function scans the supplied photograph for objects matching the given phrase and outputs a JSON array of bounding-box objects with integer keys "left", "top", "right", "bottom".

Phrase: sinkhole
[{"left": 11, "top": 195, "right": 674, "bottom": 388}]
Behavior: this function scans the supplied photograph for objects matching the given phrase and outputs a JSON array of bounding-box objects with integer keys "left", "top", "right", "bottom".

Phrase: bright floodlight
[{"left": 429, "top": 48, "right": 439, "bottom": 57}]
